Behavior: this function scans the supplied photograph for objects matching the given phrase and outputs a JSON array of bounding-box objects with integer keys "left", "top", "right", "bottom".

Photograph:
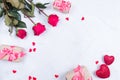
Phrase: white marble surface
[{"left": 0, "top": 0, "right": 120, "bottom": 80}]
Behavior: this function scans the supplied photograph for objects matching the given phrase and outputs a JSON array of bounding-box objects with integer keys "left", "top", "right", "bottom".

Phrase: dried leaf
[
  {"left": 0, "top": 6, "right": 4, "bottom": 17},
  {"left": 5, "top": 15, "right": 12, "bottom": 26},
  {"left": 18, "top": 2, "right": 24, "bottom": 9},
  {"left": 13, "top": 19, "right": 18, "bottom": 25},
  {"left": 6, "top": 0, "right": 24, "bottom": 9},
  {"left": 6, "top": 0, "right": 20, "bottom": 8},
  {"left": 21, "top": 2, "right": 35, "bottom": 17}
]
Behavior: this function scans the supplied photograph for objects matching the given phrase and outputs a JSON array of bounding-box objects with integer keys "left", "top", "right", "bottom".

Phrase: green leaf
[
  {"left": 8, "top": 10, "right": 21, "bottom": 20},
  {"left": 16, "top": 20, "right": 27, "bottom": 28},
  {"left": 0, "top": 0, "right": 2, "bottom": 3},
  {"left": 5, "top": 15, "right": 12, "bottom": 26},
  {"left": 21, "top": 8, "right": 34, "bottom": 17},
  {"left": 0, "top": 6, "right": 4, "bottom": 17},
  {"left": 36, "top": 3, "right": 46, "bottom": 9},
  {"left": 43, "top": 3, "right": 49, "bottom": 5}
]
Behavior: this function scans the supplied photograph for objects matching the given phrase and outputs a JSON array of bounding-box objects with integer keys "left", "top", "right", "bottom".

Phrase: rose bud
[
  {"left": 16, "top": 29, "right": 27, "bottom": 39},
  {"left": 32, "top": 23, "right": 46, "bottom": 36},
  {"left": 48, "top": 14, "right": 59, "bottom": 27}
]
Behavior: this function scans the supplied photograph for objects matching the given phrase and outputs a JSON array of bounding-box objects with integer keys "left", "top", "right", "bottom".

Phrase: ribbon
[{"left": 0, "top": 47, "right": 25, "bottom": 61}]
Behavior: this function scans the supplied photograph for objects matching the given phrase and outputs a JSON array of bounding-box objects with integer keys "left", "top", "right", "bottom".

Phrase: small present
[
  {"left": 0, "top": 45, "right": 25, "bottom": 62},
  {"left": 66, "top": 65, "right": 92, "bottom": 80},
  {"left": 53, "top": 0, "right": 71, "bottom": 13}
]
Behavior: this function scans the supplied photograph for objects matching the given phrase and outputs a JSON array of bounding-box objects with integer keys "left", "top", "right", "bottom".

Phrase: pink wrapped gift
[
  {"left": 53, "top": 0, "right": 71, "bottom": 13},
  {"left": 66, "top": 65, "right": 92, "bottom": 80},
  {"left": 0, "top": 45, "right": 25, "bottom": 62}
]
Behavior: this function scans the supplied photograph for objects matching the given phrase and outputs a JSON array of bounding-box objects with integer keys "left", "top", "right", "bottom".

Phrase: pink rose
[
  {"left": 16, "top": 29, "right": 27, "bottom": 39},
  {"left": 48, "top": 14, "right": 59, "bottom": 27},
  {"left": 32, "top": 23, "right": 46, "bottom": 36}
]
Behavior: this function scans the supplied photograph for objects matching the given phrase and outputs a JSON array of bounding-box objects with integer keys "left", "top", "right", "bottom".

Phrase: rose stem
[
  {"left": 38, "top": 8, "right": 49, "bottom": 17},
  {"left": 28, "top": 0, "right": 49, "bottom": 17},
  {"left": 25, "top": 15, "right": 36, "bottom": 25}
]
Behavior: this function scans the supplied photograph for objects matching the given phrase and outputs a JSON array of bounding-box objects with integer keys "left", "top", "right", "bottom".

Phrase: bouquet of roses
[{"left": 0, "top": 0, "right": 59, "bottom": 39}]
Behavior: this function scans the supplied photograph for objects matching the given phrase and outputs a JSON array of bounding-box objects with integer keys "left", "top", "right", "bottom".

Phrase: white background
[{"left": 0, "top": 0, "right": 120, "bottom": 80}]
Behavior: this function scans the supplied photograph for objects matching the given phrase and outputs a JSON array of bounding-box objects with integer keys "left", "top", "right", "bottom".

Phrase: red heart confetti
[
  {"left": 33, "top": 48, "right": 36, "bottom": 52},
  {"left": 104, "top": 55, "right": 115, "bottom": 65},
  {"left": 29, "top": 48, "right": 32, "bottom": 52},
  {"left": 65, "top": 17, "right": 69, "bottom": 21},
  {"left": 95, "top": 60, "right": 99, "bottom": 64},
  {"left": 33, "top": 77, "right": 37, "bottom": 80},
  {"left": 32, "top": 42, "right": 36, "bottom": 46},
  {"left": 54, "top": 74, "right": 59, "bottom": 78},
  {"left": 28, "top": 76, "right": 32, "bottom": 80},
  {"left": 81, "top": 17, "right": 85, "bottom": 21},
  {"left": 96, "top": 64, "right": 110, "bottom": 78},
  {"left": 12, "top": 70, "right": 17, "bottom": 74}
]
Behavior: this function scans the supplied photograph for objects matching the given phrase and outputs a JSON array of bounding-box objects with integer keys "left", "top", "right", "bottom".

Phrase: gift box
[
  {"left": 53, "top": 0, "right": 71, "bottom": 13},
  {"left": 0, "top": 45, "right": 25, "bottom": 62},
  {"left": 66, "top": 65, "right": 92, "bottom": 80}
]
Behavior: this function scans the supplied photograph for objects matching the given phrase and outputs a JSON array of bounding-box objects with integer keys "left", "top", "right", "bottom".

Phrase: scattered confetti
[
  {"left": 95, "top": 60, "right": 99, "bottom": 64},
  {"left": 12, "top": 70, "right": 17, "bottom": 74},
  {"left": 81, "top": 17, "right": 85, "bottom": 21},
  {"left": 54, "top": 74, "right": 59, "bottom": 78},
  {"left": 28, "top": 42, "right": 37, "bottom": 53},
  {"left": 65, "top": 17, "right": 69, "bottom": 21}
]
